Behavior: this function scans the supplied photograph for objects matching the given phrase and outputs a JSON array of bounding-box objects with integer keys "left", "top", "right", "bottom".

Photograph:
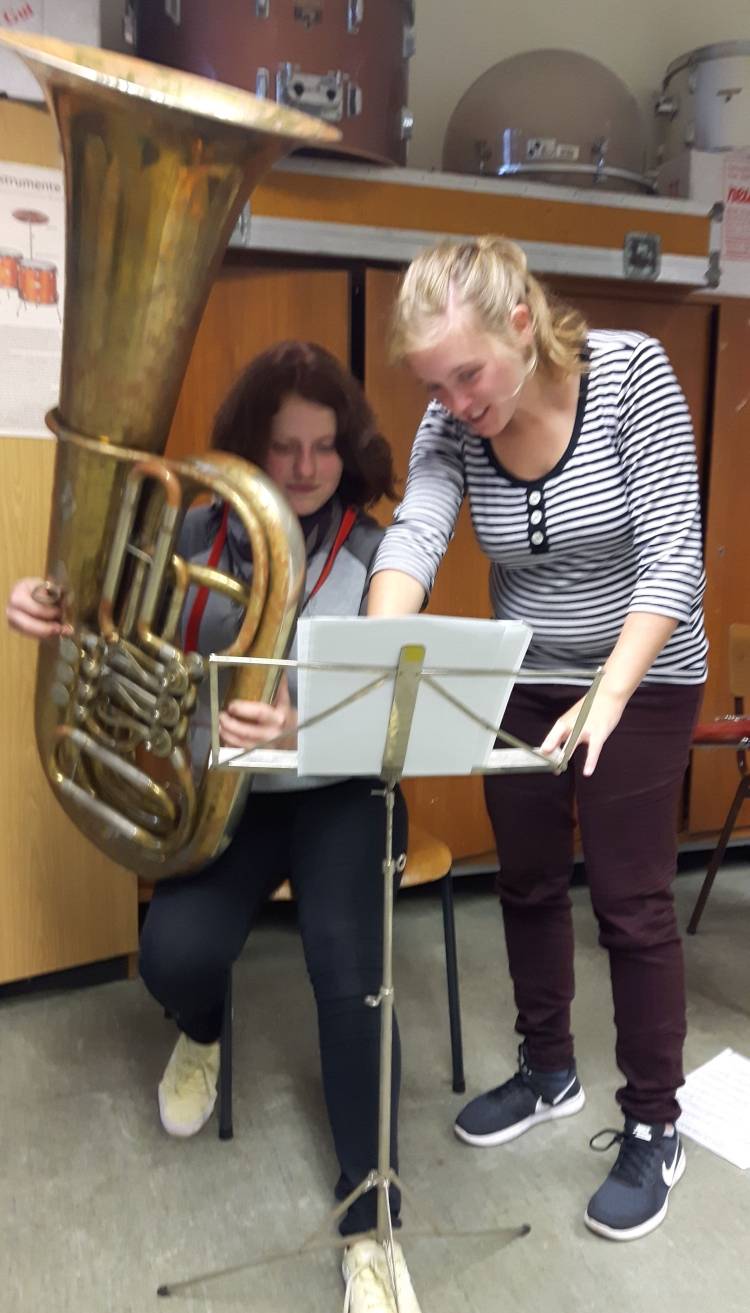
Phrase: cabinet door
[
  {"left": 688, "top": 300, "right": 750, "bottom": 834},
  {"left": 364, "top": 268, "right": 496, "bottom": 861},
  {"left": 0, "top": 441, "right": 138, "bottom": 985},
  {"left": 551, "top": 285, "right": 712, "bottom": 478},
  {"left": 166, "top": 262, "right": 350, "bottom": 459}
]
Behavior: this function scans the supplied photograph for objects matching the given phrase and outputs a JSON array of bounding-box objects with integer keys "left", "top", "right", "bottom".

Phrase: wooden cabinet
[
  {"left": 689, "top": 301, "right": 750, "bottom": 834},
  {"left": 0, "top": 441, "right": 138, "bottom": 985},
  {"left": 3, "top": 239, "right": 747, "bottom": 982},
  {"left": 0, "top": 101, "right": 139, "bottom": 985}
]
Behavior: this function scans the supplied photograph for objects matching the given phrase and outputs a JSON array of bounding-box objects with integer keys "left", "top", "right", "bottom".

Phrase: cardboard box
[
  {"left": 1, "top": 1, "right": 102, "bottom": 101},
  {"left": 657, "top": 148, "right": 750, "bottom": 296}
]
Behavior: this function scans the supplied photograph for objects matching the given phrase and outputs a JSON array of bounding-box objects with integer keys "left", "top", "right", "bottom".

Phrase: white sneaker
[
  {"left": 157, "top": 1033, "right": 220, "bottom": 1137},
  {"left": 342, "top": 1239, "right": 422, "bottom": 1313}
]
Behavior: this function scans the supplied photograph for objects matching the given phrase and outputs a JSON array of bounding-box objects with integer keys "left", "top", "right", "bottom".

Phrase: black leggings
[{"left": 139, "top": 778, "right": 408, "bottom": 1235}]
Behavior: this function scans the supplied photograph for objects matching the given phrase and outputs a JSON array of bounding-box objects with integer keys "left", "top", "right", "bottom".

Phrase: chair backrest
[{"left": 729, "top": 624, "right": 750, "bottom": 704}]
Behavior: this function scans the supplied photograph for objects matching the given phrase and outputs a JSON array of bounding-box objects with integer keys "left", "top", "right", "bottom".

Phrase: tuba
[{"left": 0, "top": 33, "right": 340, "bottom": 880}]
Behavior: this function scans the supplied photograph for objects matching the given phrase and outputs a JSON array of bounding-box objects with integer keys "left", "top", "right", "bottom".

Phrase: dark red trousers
[{"left": 484, "top": 681, "right": 704, "bottom": 1124}]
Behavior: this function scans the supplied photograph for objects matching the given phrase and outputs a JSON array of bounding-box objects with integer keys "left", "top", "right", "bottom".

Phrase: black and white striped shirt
[{"left": 373, "top": 331, "right": 708, "bottom": 685}]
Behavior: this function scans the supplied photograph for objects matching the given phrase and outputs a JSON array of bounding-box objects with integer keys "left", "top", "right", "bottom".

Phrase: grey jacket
[{"left": 179, "top": 496, "right": 384, "bottom": 790}]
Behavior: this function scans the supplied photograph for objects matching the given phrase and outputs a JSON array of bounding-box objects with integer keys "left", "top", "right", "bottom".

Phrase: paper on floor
[{"left": 678, "top": 1048, "right": 750, "bottom": 1170}]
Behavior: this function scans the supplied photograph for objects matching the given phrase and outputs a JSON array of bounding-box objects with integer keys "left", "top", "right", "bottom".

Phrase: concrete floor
[{"left": 1, "top": 855, "right": 748, "bottom": 1313}]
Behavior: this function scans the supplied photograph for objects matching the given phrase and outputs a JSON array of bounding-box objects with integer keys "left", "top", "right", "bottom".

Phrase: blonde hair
[{"left": 390, "top": 234, "right": 587, "bottom": 377}]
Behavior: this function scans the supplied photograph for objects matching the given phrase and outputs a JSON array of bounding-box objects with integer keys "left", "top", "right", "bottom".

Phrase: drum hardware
[
  {"left": 276, "top": 63, "right": 362, "bottom": 122},
  {"left": 348, "top": 82, "right": 363, "bottom": 118},
  {"left": 294, "top": 1, "right": 322, "bottom": 26},
  {"left": 165, "top": 0, "right": 181, "bottom": 25},
  {"left": 256, "top": 67, "right": 270, "bottom": 98},
  {"left": 655, "top": 93, "right": 678, "bottom": 120},
  {"left": 400, "top": 106, "right": 415, "bottom": 141},
  {"left": 256, "top": 0, "right": 270, "bottom": 17},
  {"left": 123, "top": 1, "right": 137, "bottom": 46},
  {"left": 592, "top": 135, "right": 609, "bottom": 178},
  {"left": 347, "top": 0, "right": 365, "bottom": 34},
  {"left": 403, "top": 25, "right": 416, "bottom": 59},
  {"left": 233, "top": 203, "right": 252, "bottom": 247},
  {"left": 478, "top": 137, "right": 496, "bottom": 172}
]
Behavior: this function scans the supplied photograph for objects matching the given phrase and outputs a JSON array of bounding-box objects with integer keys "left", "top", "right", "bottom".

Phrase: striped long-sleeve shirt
[{"left": 373, "top": 330, "right": 708, "bottom": 685}]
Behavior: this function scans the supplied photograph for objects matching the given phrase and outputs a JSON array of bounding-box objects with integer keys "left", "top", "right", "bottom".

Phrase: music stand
[{"left": 157, "top": 616, "right": 602, "bottom": 1309}]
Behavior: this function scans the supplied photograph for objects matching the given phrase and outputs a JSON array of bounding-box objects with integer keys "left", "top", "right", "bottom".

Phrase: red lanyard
[
  {"left": 304, "top": 504, "right": 357, "bottom": 606},
  {"left": 183, "top": 503, "right": 357, "bottom": 653},
  {"left": 184, "top": 503, "right": 230, "bottom": 654}
]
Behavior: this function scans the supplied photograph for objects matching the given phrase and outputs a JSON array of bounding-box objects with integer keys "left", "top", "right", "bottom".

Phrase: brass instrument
[{"left": 0, "top": 33, "right": 340, "bottom": 879}]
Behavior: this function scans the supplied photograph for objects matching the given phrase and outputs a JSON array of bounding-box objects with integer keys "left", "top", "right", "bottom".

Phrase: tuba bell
[{"left": 0, "top": 33, "right": 340, "bottom": 879}]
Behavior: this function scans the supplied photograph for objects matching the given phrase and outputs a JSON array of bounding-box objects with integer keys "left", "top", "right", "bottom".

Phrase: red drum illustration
[
  {"left": 0, "top": 248, "right": 23, "bottom": 290},
  {"left": 18, "top": 259, "right": 59, "bottom": 306}
]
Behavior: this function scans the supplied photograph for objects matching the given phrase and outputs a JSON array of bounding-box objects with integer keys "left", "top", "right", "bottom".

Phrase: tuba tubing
[{"left": 0, "top": 33, "right": 340, "bottom": 879}]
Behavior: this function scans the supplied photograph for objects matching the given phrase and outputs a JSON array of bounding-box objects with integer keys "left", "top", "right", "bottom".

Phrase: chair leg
[
  {"left": 439, "top": 872, "right": 465, "bottom": 1094},
  {"left": 218, "top": 971, "right": 234, "bottom": 1140},
  {"left": 687, "top": 776, "right": 750, "bottom": 935}
]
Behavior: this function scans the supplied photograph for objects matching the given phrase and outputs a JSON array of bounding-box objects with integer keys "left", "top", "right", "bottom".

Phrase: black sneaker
[
  {"left": 454, "top": 1042, "right": 585, "bottom": 1147},
  {"left": 584, "top": 1118, "right": 686, "bottom": 1241}
]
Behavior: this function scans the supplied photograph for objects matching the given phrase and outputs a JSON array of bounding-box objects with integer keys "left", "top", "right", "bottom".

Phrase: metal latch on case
[
  {"left": 623, "top": 232, "right": 662, "bottom": 281},
  {"left": 347, "top": 0, "right": 365, "bottom": 34},
  {"left": 294, "top": 1, "right": 322, "bottom": 25}
]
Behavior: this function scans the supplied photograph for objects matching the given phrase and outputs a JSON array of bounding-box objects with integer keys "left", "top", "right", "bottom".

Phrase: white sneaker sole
[
  {"left": 454, "top": 1086, "right": 586, "bottom": 1147},
  {"left": 583, "top": 1144, "right": 686, "bottom": 1241},
  {"left": 157, "top": 1085, "right": 217, "bottom": 1138}
]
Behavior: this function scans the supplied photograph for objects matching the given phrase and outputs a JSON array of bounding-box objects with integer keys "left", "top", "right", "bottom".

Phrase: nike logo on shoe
[
  {"left": 632, "top": 1123, "right": 654, "bottom": 1142},
  {"left": 662, "top": 1143, "right": 682, "bottom": 1187},
  {"left": 552, "top": 1076, "right": 578, "bottom": 1106}
]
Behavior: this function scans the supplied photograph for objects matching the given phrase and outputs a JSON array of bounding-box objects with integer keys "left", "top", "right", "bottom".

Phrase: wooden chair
[
  {"left": 687, "top": 624, "right": 750, "bottom": 935},
  {"left": 217, "top": 823, "right": 464, "bottom": 1139}
]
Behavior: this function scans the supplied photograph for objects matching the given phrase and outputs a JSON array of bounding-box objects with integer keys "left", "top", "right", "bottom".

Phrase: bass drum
[
  {"left": 442, "top": 49, "right": 652, "bottom": 195},
  {"left": 133, "top": 0, "right": 416, "bottom": 166},
  {"left": 655, "top": 41, "right": 750, "bottom": 161}
]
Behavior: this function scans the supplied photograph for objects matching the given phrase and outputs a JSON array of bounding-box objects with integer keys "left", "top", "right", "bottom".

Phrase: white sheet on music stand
[{"left": 296, "top": 615, "right": 531, "bottom": 778}]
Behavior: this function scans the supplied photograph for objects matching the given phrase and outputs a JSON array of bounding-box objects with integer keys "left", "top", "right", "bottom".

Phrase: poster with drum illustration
[{"left": 0, "top": 160, "right": 63, "bottom": 438}]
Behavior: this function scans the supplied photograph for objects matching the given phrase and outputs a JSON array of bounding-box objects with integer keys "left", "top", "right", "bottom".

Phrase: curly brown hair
[{"left": 211, "top": 341, "right": 397, "bottom": 508}]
